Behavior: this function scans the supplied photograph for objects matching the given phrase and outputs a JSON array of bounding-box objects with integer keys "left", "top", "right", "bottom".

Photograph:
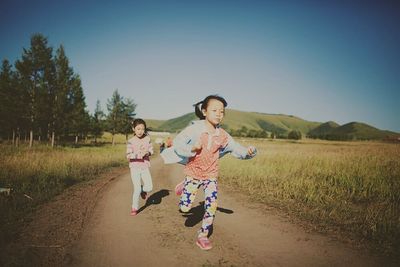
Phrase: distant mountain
[
  {"left": 145, "top": 119, "right": 166, "bottom": 131},
  {"left": 147, "top": 109, "right": 319, "bottom": 134},
  {"left": 308, "top": 121, "right": 340, "bottom": 138},
  {"left": 223, "top": 110, "right": 320, "bottom": 135},
  {"left": 320, "top": 122, "right": 399, "bottom": 141},
  {"left": 146, "top": 110, "right": 399, "bottom": 141},
  {"left": 156, "top": 113, "right": 197, "bottom": 132}
]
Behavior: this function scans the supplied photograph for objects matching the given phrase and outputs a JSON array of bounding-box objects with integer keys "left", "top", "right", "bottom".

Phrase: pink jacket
[{"left": 126, "top": 135, "right": 154, "bottom": 169}]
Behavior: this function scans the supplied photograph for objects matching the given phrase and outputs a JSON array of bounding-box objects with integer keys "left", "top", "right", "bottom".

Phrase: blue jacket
[{"left": 160, "top": 120, "right": 257, "bottom": 165}]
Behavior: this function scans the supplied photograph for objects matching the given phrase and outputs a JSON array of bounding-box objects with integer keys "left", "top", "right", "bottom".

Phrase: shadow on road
[
  {"left": 181, "top": 201, "right": 234, "bottom": 232},
  {"left": 137, "top": 189, "right": 170, "bottom": 213}
]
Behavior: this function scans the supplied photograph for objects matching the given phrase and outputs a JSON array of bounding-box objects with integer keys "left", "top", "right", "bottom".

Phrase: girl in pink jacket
[{"left": 126, "top": 119, "right": 154, "bottom": 216}]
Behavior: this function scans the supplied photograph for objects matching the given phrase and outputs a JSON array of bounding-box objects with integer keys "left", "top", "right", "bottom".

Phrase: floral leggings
[{"left": 179, "top": 177, "right": 218, "bottom": 238}]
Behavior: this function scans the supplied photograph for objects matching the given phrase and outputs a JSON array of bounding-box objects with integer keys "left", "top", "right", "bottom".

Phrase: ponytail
[{"left": 193, "top": 101, "right": 205, "bottom": 119}]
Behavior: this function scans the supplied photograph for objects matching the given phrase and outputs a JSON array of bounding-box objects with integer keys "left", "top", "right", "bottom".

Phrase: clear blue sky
[{"left": 1, "top": 0, "right": 399, "bottom": 132}]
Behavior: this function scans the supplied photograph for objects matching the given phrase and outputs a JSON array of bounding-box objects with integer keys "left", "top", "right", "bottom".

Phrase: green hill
[
  {"left": 156, "top": 113, "right": 197, "bottom": 133},
  {"left": 145, "top": 110, "right": 399, "bottom": 141},
  {"left": 146, "top": 119, "right": 165, "bottom": 131},
  {"left": 148, "top": 109, "right": 320, "bottom": 134},
  {"left": 222, "top": 110, "right": 321, "bottom": 134},
  {"left": 308, "top": 121, "right": 340, "bottom": 138},
  {"left": 325, "top": 122, "right": 399, "bottom": 140}
]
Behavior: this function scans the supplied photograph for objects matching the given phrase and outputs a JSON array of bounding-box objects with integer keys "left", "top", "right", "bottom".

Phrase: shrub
[{"left": 288, "top": 130, "right": 302, "bottom": 140}]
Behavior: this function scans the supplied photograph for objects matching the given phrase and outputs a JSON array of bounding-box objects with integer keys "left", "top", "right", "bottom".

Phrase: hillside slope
[
  {"left": 326, "top": 122, "right": 399, "bottom": 140},
  {"left": 308, "top": 121, "right": 340, "bottom": 138},
  {"left": 146, "top": 110, "right": 399, "bottom": 141},
  {"left": 149, "top": 109, "right": 320, "bottom": 134}
]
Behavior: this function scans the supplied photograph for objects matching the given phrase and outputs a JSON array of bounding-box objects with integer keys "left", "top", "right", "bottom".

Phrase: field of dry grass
[
  {"left": 0, "top": 143, "right": 127, "bottom": 248},
  {"left": 1, "top": 135, "right": 399, "bottom": 256},
  {"left": 219, "top": 138, "right": 400, "bottom": 255}
]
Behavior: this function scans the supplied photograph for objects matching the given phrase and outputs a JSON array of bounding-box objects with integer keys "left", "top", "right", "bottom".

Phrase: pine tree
[
  {"left": 15, "top": 34, "right": 55, "bottom": 147},
  {"left": 122, "top": 98, "right": 137, "bottom": 141},
  {"left": 68, "top": 75, "right": 87, "bottom": 144},
  {"left": 106, "top": 90, "right": 125, "bottom": 146},
  {"left": 0, "top": 60, "right": 15, "bottom": 141},
  {"left": 52, "top": 45, "right": 73, "bottom": 146},
  {"left": 91, "top": 100, "right": 105, "bottom": 143}
]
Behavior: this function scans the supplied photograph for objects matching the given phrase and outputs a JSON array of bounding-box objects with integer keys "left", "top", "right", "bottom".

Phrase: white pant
[{"left": 130, "top": 168, "right": 153, "bottom": 210}]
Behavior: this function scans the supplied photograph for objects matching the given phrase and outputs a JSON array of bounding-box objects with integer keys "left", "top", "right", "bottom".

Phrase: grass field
[
  {"left": 1, "top": 135, "right": 399, "bottom": 256},
  {"left": 219, "top": 138, "right": 400, "bottom": 255},
  {"left": 0, "top": 142, "right": 127, "bottom": 247},
  {"left": 0, "top": 144, "right": 126, "bottom": 197}
]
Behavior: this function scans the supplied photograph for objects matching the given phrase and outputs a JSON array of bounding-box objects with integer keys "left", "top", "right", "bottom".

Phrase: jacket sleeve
[
  {"left": 126, "top": 141, "right": 137, "bottom": 159},
  {"left": 160, "top": 146, "right": 188, "bottom": 164},
  {"left": 147, "top": 137, "right": 154, "bottom": 155},
  {"left": 172, "top": 124, "right": 198, "bottom": 158},
  {"left": 219, "top": 133, "right": 257, "bottom": 160}
]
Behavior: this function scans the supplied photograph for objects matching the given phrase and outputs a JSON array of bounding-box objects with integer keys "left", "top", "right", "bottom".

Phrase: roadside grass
[
  {"left": 220, "top": 138, "right": 400, "bottom": 256},
  {"left": 0, "top": 131, "right": 164, "bottom": 249},
  {"left": 2, "top": 133, "right": 399, "bottom": 257},
  {"left": 0, "top": 143, "right": 127, "bottom": 248}
]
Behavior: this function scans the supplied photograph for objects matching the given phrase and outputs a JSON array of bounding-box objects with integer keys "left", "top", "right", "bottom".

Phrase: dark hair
[
  {"left": 131, "top": 118, "right": 148, "bottom": 135},
  {"left": 193, "top": 95, "right": 228, "bottom": 119}
]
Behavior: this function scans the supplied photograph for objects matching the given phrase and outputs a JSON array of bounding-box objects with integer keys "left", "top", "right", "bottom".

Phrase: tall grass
[
  {"left": 220, "top": 139, "right": 400, "bottom": 255},
  {"left": 0, "top": 144, "right": 126, "bottom": 197},
  {"left": 0, "top": 144, "right": 126, "bottom": 247}
]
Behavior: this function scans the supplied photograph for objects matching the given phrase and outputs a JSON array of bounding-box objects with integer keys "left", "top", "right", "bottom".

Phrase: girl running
[{"left": 161, "top": 95, "right": 257, "bottom": 250}]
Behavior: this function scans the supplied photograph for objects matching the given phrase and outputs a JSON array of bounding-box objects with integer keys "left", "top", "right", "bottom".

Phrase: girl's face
[
  {"left": 202, "top": 99, "right": 225, "bottom": 127},
  {"left": 133, "top": 124, "right": 145, "bottom": 138}
]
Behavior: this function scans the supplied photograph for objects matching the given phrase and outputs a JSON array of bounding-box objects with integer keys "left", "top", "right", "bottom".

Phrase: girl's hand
[
  {"left": 247, "top": 146, "right": 257, "bottom": 156},
  {"left": 138, "top": 150, "right": 149, "bottom": 159},
  {"left": 138, "top": 145, "right": 148, "bottom": 158}
]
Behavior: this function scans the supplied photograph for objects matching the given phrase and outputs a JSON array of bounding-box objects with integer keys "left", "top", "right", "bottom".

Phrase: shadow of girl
[
  {"left": 137, "top": 189, "right": 170, "bottom": 213},
  {"left": 181, "top": 201, "right": 234, "bottom": 230}
]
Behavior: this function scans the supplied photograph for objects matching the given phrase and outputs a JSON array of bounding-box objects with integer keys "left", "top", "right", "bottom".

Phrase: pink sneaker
[
  {"left": 174, "top": 181, "right": 184, "bottom": 196},
  {"left": 130, "top": 208, "right": 138, "bottom": 216},
  {"left": 196, "top": 236, "right": 212, "bottom": 250}
]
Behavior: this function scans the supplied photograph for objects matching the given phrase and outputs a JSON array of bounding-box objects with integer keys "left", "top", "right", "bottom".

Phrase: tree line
[
  {"left": 0, "top": 33, "right": 136, "bottom": 147},
  {"left": 225, "top": 125, "right": 302, "bottom": 140}
]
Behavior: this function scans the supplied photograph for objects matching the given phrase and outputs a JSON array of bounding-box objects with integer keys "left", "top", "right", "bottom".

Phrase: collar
[{"left": 192, "top": 120, "right": 221, "bottom": 136}]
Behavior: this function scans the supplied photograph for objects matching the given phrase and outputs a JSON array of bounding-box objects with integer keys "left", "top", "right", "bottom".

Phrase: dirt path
[{"left": 65, "top": 156, "right": 387, "bottom": 267}]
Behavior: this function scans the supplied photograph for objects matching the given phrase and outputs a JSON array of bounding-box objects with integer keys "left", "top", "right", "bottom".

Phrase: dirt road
[{"left": 64, "top": 156, "right": 387, "bottom": 267}]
